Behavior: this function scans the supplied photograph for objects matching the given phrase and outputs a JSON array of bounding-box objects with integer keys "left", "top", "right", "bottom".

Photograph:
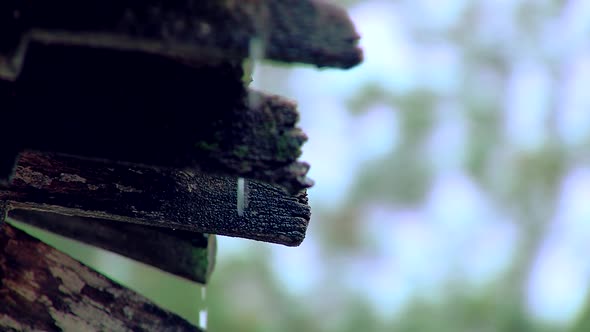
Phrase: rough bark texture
[
  {"left": 0, "top": 221, "right": 202, "bottom": 332},
  {"left": 1, "top": 152, "right": 310, "bottom": 247},
  {"left": 7, "top": 209, "right": 216, "bottom": 284},
  {"left": 0, "top": 46, "right": 311, "bottom": 193},
  {"left": 0, "top": 0, "right": 362, "bottom": 81}
]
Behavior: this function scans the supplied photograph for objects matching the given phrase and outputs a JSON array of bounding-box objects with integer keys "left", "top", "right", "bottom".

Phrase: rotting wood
[
  {"left": 1, "top": 151, "right": 310, "bottom": 247},
  {"left": 0, "top": 46, "right": 312, "bottom": 193},
  {"left": 7, "top": 209, "right": 216, "bottom": 284},
  {"left": 0, "top": 0, "right": 362, "bottom": 81},
  {"left": 0, "top": 222, "right": 202, "bottom": 332}
]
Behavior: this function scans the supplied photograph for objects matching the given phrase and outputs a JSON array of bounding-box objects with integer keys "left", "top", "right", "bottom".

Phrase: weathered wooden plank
[
  {"left": 0, "top": 0, "right": 362, "bottom": 81},
  {"left": 1, "top": 152, "right": 311, "bottom": 246},
  {"left": 265, "top": 0, "right": 362, "bottom": 68},
  {"left": 0, "top": 47, "right": 312, "bottom": 193},
  {"left": 7, "top": 209, "right": 216, "bottom": 284},
  {"left": 0, "top": 221, "right": 202, "bottom": 332}
]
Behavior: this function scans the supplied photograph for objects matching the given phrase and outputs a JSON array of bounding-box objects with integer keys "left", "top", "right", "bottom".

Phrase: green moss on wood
[
  {"left": 275, "top": 131, "right": 304, "bottom": 161},
  {"left": 233, "top": 145, "right": 249, "bottom": 159},
  {"left": 190, "top": 247, "right": 210, "bottom": 282},
  {"left": 195, "top": 141, "right": 220, "bottom": 152}
]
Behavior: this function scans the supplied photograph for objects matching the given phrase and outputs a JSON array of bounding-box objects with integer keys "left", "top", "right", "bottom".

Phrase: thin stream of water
[
  {"left": 216, "top": 34, "right": 264, "bottom": 331},
  {"left": 237, "top": 177, "right": 245, "bottom": 216},
  {"left": 236, "top": 38, "right": 262, "bottom": 219},
  {"left": 198, "top": 287, "right": 208, "bottom": 330}
]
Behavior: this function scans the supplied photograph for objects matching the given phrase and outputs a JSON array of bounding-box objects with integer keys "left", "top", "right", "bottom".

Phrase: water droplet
[
  {"left": 237, "top": 177, "right": 245, "bottom": 216},
  {"left": 198, "top": 287, "right": 208, "bottom": 330}
]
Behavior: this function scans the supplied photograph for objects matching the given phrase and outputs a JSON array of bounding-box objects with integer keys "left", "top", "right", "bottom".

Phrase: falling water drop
[
  {"left": 247, "top": 37, "right": 264, "bottom": 108},
  {"left": 237, "top": 37, "right": 261, "bottom": 219},
  {"left": 198, "top": 287, "right": 208, "bottom": 330},
  {"left": 237, "top": 177, "right": 246, "bottom": 216}
]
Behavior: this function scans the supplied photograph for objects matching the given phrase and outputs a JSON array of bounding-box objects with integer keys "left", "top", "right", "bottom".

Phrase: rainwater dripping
[
  {"left": 198, "top": 287, "right": 208, "bottom": 330},
  {"left": 237, "top": 177, "right": 246, "bottom": 216}
]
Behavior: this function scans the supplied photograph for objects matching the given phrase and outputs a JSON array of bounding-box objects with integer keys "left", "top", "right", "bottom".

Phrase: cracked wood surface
[
  {"left": 0, "top": 220, "right": 202, "bottom": 332},
  {"left": 1, "top": 152, "right": 311, "bottom": 247},
  {"left": 0, "top": 47, "right": 311, "bottom": 193},
  {"left": 0, "top": 0, "right": 362, "bottom": 81}
]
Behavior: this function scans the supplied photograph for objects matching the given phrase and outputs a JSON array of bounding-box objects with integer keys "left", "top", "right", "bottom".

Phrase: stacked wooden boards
[{"left": 0, "top": 1, "right": 362, "bottom": 330}]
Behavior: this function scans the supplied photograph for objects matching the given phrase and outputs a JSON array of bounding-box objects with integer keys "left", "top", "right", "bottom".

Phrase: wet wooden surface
[{"left": 2, "top": 152, "right": 311, "bottom": 247}]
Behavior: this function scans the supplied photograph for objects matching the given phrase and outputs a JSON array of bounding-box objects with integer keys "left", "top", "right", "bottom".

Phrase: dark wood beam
[
  {"left": 7, "top": 209, "right": 216, "bottom": 284},
  {"left": 0, "top": 0, "right": 362, "bottom": 81}
]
